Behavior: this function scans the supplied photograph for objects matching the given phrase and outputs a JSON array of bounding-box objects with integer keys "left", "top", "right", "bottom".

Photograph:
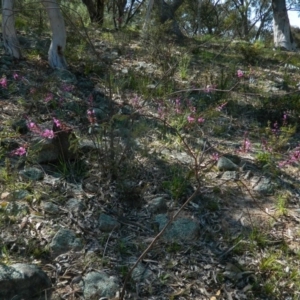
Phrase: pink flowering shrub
[
  {"left": 0, "top": 77, "right": 7, "bottom": 88},
  {"left": 11, "top": 146, "right": 26, "bottom": 156},
  {"left": 237, "top": 70, "right": 244, "bottom": 78},
  {"left": 26, "top": 119, "right": 59, "bottom": 140}
]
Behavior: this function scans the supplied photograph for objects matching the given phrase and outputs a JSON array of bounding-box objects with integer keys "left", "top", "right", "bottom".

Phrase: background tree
[
  {"left": 272, "top": 0, "right": 296, "bottom": 50},
  {"left": 153, "top": 0, "right": 185, "bottom": 39},
  {"left": 81, "top": 0, "right": 106, "bottom": 25}
]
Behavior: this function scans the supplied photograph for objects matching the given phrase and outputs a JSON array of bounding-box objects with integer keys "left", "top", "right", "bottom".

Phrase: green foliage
[
  {"left": 178, "top": 53, "right": 191, "bottom": 80},
  {"left": 275, "top": 193, "right": 288, "bottom": 216},
  {"left": 163, "top": 165, "right": 189, "bottom": 200},
  {"left": 234, "top": 42, "right": 262, "bottom": 64},
  {"left": 255, "top": 152, "right": 273, "bottom": 167}
]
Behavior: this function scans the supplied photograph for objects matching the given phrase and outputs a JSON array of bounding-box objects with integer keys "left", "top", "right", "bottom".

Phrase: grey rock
[
  {"left": 5, "top": 202, "right": 29, "bottom": 216},
  {"left": 147, "top": 197, "right": 168, "bottom": 213},
  {"left": 0, "top": 263, "right": 52, "bottom": 300},
  {"left": 78, "top": 139, "right": 100, "bottom": 152},
  {"left": 50, "top": 229, "right": 83, "bottom": 256},
  {"left": 131, "top": 263, "right": 154, "bottom": 282},
  {"left": 217, "top": 157, "right": 238, "bottom": 171},
  {"left": 19, "top": 167, "right": 44, "bottom": 181},
  {"left": 80, "top": 271, "right": 119, "bottom": 299},
  {"left": 98, "top": 214, "right": 120, "bottom": 232},
  {"left": 29, "top": 137, "right": 60, "bottom": 163},
  {"left": 154, "top": 214, "right": 199, "bottom": 241},
  {"left": 12, "top": 189, "right": 30, "bottom": 200},
  {"left": 221, "top": 171, "right": 239, "bottom": 181},
  {"left": 41, "top": 201, "right": 60, "bottom": 214},
  {"left": 223, "top": 154, "right": 241, "bottom": 165},
  {"left": 251, "top": 176, "right": 274, "bottom": 195},
  {"left": 65, "top": 198, "right": 85, "bottom": 212}
]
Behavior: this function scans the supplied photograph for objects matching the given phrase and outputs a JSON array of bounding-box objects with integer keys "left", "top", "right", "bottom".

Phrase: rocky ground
[{"left": 1, "top": 27, "right": 300, "bottom": 300}]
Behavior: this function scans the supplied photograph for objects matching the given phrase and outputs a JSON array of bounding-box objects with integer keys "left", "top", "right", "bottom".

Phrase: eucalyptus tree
[
  {"left": 272, "top": 0, "right": 296, "bottom": 50},
  {"left": 2, "top": 0, "right": 67, "bottom": 68},
  {"left": 81, "top": 0, "right": 106, "bottom": 25},
  {"left": 153, "top": 0, "right": 186, "bottom": 38}
]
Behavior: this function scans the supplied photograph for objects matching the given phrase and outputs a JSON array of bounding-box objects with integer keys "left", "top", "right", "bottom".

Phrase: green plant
[
  {"left": 163, "top": 166, "right": 189, "bottom": 200},
  {"left": 275, "top": 193, "right": 288, "bottom": 216},
  {"left": 178, "top": 53, "right": 190, "bottom": 80},
  {"left": 166, "top": 242, "right": 182, "bottom": 253},
  {"left": 255, "top": 151, "right": 272, "bottom": 166},
  {"left": 249, "top": 227, "right": 268, "bottom": 249}
]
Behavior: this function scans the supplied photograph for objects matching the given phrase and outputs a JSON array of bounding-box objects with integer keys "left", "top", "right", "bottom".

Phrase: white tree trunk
[
  {"left": 2, "top": 0, "right": 21, "bottom": 58},
  {"left": 143, "top": 0, "right": 154, "bottom": 31},
  {"left": 42, "top": 0, "right": 67, "bottom": 68},
  {"left": 272, "top": 0, "right": 296, "bottom": 51}
]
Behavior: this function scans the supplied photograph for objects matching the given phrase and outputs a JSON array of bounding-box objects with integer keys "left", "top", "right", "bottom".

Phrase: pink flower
[
  {"left": 13, "top": 73, "right": 19, "bottom": 80},
  {"left": 131, "top": 95, "right": 140, "bottom": 108},
  {"left": 87, "top": 109, "right": 94, "bottom": 116},
  {"left": 237, "top": 70, "right": 244, "bottom": 78},
  {"left": 197, "top": 117, "right": 205, "bottom": 124},
  {"left": 61, "top": 84, "right": 74, "bottom": 92},
  {"left": 158, "top": 105, "right": 165, "bottom": 119},
  {"left": 53, "top": 118, "right": 61, "bottom": 128},
  {"left": 187, "top": 115, "right": 195, "bottom": 123},
  {"left": 44, "top": 93, "right": 54, "bottom": 103},
  {"left": 190, "top": 106, "right": 196, "bottom": 113},
  {"left": 174, "top": 98, "right": 181, "bottom": 114},
  {"left": 27, "top": 121, "right": 41, "bottom": 134},
  {"left": 41, "top": 129, "right": 54, "bottom": 139},
  {"left": 11, "top": 146, "right": 26, "bottom": 156},
  {"left": 216, "top": 102, "right": 227, "bottom": 111},
  {"left": 212, "top": 153, "right": 219, "bottom": 161},
  {"left": 30, "top": 87, "right": 37, "bottom": 94},
  {"left": 244, "top": 138, "right": 251, "bottom": 152},
  {"left": 0, "top": 77, "right": 7, "bottom": 88}
]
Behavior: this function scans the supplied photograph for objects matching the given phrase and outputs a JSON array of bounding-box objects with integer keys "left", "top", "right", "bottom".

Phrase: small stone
[
  {"left": 217, "top": 157, "right": 238, "bottom": 171},
  {"left": 65, "top": 198, "right": 85, "bottom": 212},
  {"left": 0, "top": 263, "right": 52, "bottom": 300},
  {"left": 131, "top": 263, "right": 154, "bottom": 282},
  {"left": 221, "top": 171, "right": 239, "bottom": 180},
  {"left": 41, "top": 201, "right": 60, "bottom": 214},
  {"left": 98, "top": 214, "right": 120, "bottom": 232},
  {"left": 80, "top": 271, "right": 119, "bottom": 299},
  {"left": 147, "top": 197, "right": 168, "bottom": 213},
  {"left": 50, "top": 229, "right": 83, "bottom": 256},
  {"left": 252, "top": 177, "right": 274, "bottom": 195},
  {"left": 154, "top": 214, "right": 199, "bottom": 242},
  {"left": 223, "top": 154, "right": 241, "bottom": 165},
  {"left": 19, "top": 167, "right": 44, "bottom": 181}
]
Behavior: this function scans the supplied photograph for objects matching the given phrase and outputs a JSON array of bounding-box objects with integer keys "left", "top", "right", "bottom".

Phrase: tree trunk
[
  {"left": 143, "top": 0, "right": 154, "bottom": 31},
  {"left": 42, "top": 0, "right": 67, "bottom": 68},
  {"left": 2, "top": 0, "right": 22, "bottom": 59},
  {"left": 272, "top": 0, "right": 296, "bottom": 50},
  {"left": 154, "top": 0, "right": 185, "bottom": 39},
  {"left": 82, "top": 0, "right": 105, "bottom": 25}
]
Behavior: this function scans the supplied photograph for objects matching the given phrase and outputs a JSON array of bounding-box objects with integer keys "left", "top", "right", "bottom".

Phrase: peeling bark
[
  {"left": 42, "top": 0, "right": 67, "bottom": 68},
  {"left": 2, "top": 0, "right": 67, "bottom": 69},
  {"left": 272, "top": 0, "right": 296, "bottom": 51}
]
